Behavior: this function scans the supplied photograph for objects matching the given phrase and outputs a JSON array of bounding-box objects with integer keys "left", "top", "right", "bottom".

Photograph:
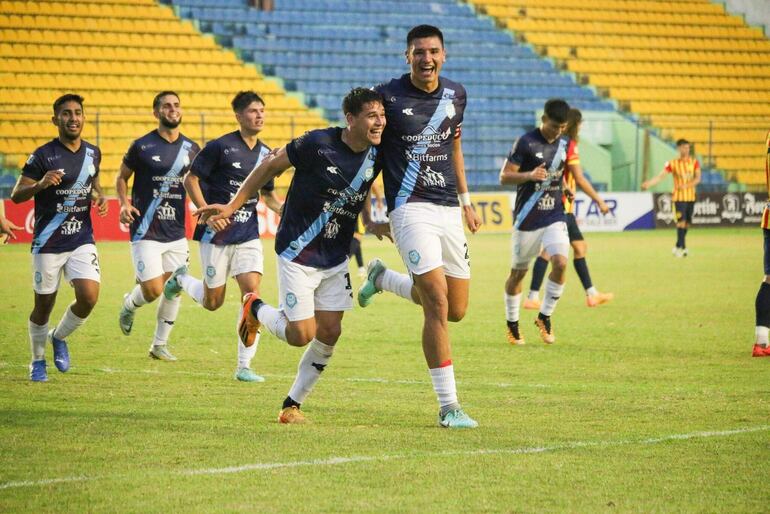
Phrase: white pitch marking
[{"left": 1, "top": 425, "right": 767, "bottom": 490}]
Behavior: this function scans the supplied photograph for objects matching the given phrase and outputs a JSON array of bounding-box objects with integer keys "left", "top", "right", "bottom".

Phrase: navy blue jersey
[
  {"left": 508, "top": 129, "right": 569, "bottom": 231},
  {"left": 189, "top": 131, "right": 274, "bottom": 245},
  {"left": 123, "top": 130, "right": 199, "bottom": 243},
  {"left": 375, "top": 74, "right": 465, "bottom": 213},
  {"left": 276, "top": 127, "right": 380, "bottom": 269},
  {"left": 22, "top": 139, "right": 101, "bottom": 254}
]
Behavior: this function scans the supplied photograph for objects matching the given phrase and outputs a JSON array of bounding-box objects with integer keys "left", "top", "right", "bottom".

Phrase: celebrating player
[
  {"left": 642, "top": 139, "right": 701, "bottom": 257},
  {"left": 523, "top": 108, "right": 613, "bottom": 310},
  {"left": 753, "top": 130, "right": 770, "bottom": 357},
  {"left": 11, "top": 94, "right": 108, "bottom": 381},
  {"left": 357, "top": 25, "right": 482, "bottom": 428},
  {"left": 163, "top": 91, "right": 282, "bottom": 382},
  {"left": 116, "top": 91, "right": 200, "bottom": 361},
  {"left": 500, "top": 99, "right": 571, "bottom": 346},
  {"left": 195, "top": 87, "right": 388, "bottom": 423}
]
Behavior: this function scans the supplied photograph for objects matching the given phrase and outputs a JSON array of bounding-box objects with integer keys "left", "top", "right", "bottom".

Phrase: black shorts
[
  {"left": 674, "top": 201, "right": 694, "bottom": 224},
  {"left": 566, "top": 213, "right": 583, "bottom": 242},
  {"left": 763, "top": 228, "right": 770, "bottom": 275}
]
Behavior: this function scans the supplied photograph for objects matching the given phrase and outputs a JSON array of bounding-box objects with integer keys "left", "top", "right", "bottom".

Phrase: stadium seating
[
  {"left": 0, "top": 0, "right": 327, "bottom": 191},
  {"left": 168, "top": 0, "right": 615, "bottom": 189},
  {"left": 468, "top": 0, "right": 770, "bottom": 189}
]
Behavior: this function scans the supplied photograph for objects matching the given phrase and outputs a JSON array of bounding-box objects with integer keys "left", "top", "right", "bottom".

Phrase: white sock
[
  {"left": 124, "top": 285, "right": 148, "bottom": 312},
  {"left": 527, "top": 290, "right": 539, "bottom": 301},
  {"left": 540, "top": 279, "right": 565, "bottom": 317},
  {"left": 178, "top": 274, "right": 204, "bottom": 304},
  {"left": 256, "top": 303, "right": 288, "bottom": 342},
  {"left": 287, "top": 339, "right": 335, "bottom": 404},
  {"left": 429, "top": 363, "right": 459, "bottom": 410},
  {"left": 586, "top": 286, "right": 598, "bottom": 297},
  {"left": 29, "top": 320, "right": 48, "bottom": 361},
  {"left": 504, "top": 293, "right": 521, "bottom": 322},
  {"left": 377, "top": 269, "right": 415, "bottom": 303},
  {"left": 152, "top": 295, "right": 180, "bottom": 346},
  {"left": 238, "top": 333, "right": 260, "bottom": 369},
  {"left": 53, "top": 306, "right": 87, "bottom": 340},
  {"left": 756, "top": 326, "right": 769, "bottom": 347}
]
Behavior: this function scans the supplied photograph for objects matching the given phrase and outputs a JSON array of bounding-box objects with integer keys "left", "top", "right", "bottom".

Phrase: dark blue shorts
[
  {"left": 674, "top": 201, "right": 694, "bottom": 224},
  {"left": 763, "top": 228, "right": 770, "bottom": 275},
  {"left": 566, "top": 213, "right": 583, "bottom": 242}
]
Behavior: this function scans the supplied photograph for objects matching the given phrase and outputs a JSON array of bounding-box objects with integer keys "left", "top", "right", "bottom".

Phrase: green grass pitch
[{"left": 1, "top": 227, "right": 768, "bottom": 512}]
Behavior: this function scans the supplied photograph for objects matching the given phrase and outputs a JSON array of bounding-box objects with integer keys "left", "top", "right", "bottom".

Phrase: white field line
[{"left": 1, "top": 425, "right": 768, "bottom": 490}]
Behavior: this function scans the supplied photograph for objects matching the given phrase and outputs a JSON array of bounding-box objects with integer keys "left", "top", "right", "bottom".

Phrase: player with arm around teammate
[
  {"left": 11, "top": 94, "right": 108, "bottom": 381},
  {"left": 196, "top": 87, "right": 389, "bottom": 423}
]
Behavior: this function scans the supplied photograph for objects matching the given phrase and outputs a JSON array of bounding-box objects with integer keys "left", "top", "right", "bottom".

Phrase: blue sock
[
  {"left": 529, "top": 256, "right": 548, "bottom": 292},
  {"left": 573, "top": 257, "right": 593, "bottom": 291}
]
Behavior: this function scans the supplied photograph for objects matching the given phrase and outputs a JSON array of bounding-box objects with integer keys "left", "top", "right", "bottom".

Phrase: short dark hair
[
  {"left": 231, "top": 91, "right": 265, "bottom": 113},
  {"left": 153, "top": 91, "right": 179, "bottom": 110},
  {"left": 565, "top": 108, "right": 582, "bottom": 141},
  {"left": 53, "top": 94, "right": 84, "bottom": 115},
  {"left": 407, "top": 24, "right": 444, "bottom": 47},
  {"left": 342, "top": 88, "right": 384, "bottom": 116},
  {"left": 543, "top": 98, "right": 570, "bottom": 124},
  {"left": 676, "top": 139, "right": 690, "bottom": 147}
]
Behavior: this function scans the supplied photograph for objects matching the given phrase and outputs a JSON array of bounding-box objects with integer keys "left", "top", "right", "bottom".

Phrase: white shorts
[
  {"left": 277, "top": 256, "right": 353, "bottom": 321},
  {"left": 510, "top": 221, "right": 570, "bottom": 269},
  {"left": 199, "top": 239, "right": 264, "bottom": 288},
  {"left": 389, "top": 203, "right": 470, "bottom": 279},
  {"left": 131, "top": 238, "right": 189, "bottom": 282},
  {"left": 32, "top": 243, "right": 101, "bottom": 294}
]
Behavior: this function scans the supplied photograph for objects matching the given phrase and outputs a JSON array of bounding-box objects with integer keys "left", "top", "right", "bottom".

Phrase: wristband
[{"left": 458, "top": 192, "right": 471, "bottom": 207}]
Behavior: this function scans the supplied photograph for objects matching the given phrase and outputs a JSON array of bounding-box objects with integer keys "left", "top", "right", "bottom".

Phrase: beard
[{"left": 160, "top": 116, "right": 181, "bottom": 129}]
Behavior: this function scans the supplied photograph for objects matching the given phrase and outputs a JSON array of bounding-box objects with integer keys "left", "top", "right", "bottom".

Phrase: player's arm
[
  {"left": 91, "top": 172, "right": 108, "bottom": 217},
  {"left": 194, "top": 146, "right": 292, "bottom": 222},
  {"left": 453, "top": 136, "right": 481, "bottom": 233},
  {"left": 116, "top": 163, "right": 140, "bottom": 224},
  {"left": 0, "top": 204, "right": 21, "bottom": 241},
  {"left": 10, "top": 171, "right": 64, "bottom": 203},
  {"left": 260, "top": 188, "right": 283, "bottom": 215},
  {"left": 360, "top": 180, "right": 392, "bottom": 242},
  {"left": 687, "top": 161, "right": 702, "bottom": 189},
  {"left": 499, "top": 161, "right": 547, "bottom": 185},
  {"left": 641, "top": 169, "right": 667, "bottom": 190},
  {"left": 569, "top": 163, "right": 609, "bottom": 214}
]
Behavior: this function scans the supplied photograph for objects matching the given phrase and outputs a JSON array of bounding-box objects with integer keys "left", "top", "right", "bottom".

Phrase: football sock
[
  {"left": 178, "top": 274, "right": 204, "bottom": 304},
  {"left": 529, "top": 256, "right": 548, "bottom": 293},
  {"left": 282, "top": 396, "right": 301, "bottom": 409},
  {"left": 429, "top": 361, "right": 460, "bottom": 415},
  {"left": 377, "top": 269, "right": 415, "bottom": 303},
  {"left": 586, "top": 286, "right": 599, "bottom": 297},
  {"left": 676, "top": 228, "right": 685, "bottom": 249},
  {"left": 504, "top": 292, "right": 521, "bottom": 322},
  {"left": 124, "top": 285, "right": 148, "bottom": 311},
  {"left": 755, "top": 282, "right": 770, "bottom": 347},
  {"left": 349, "top": 238, "right": 363, "bottom": 268},
  {"left": 540, "top": 279, "right": 565, "bottom": 317},
  {"left": 237, "top": 333, "right": 259, "bottom": 369},
  {"left": 573, "top": 257, "right": 594, "bottom": 292},
  {"left": 152, "top": 295, "right": 180, "bottom": 346},
  {"left": 53, "top": 306, "right": 86, "bottom": 340},
  {"left": 255, "top": 303, "right": 288, "bottom": 342},
  {"left": 287, "top": 338, "right": 334, "bottom": 404},
  {"left": 527, "top": 290, "right": 539, "bottom": 301},
  {"left": 28, "top": 320, "right": 48, "bottom": 361}
]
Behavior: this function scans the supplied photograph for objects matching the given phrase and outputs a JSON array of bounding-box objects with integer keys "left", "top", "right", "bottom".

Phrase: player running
[
  {"left": 357, "top": 25, "right": 482, "bottom": 428},
  {"left": 642, "top": 139, "right": 701, "bottom": 257},
  {"left": 500, "top": 99, "right": 571, "bottom": 346},
  {"left": 116, "top": 91, "right": 200, "bottom": 361},
  {"left": 163, "top": 91, "right": 282, "bottom": 382},
  {"left": 523, "top": 108, "right": 613, "bottom": 310},
  {"left": 11, "top": 94, "right": 108, "bottom": 381},
  {"left": 195, "top": 88, "right": 389, "bottom": 423},
  {"left": 753, "top": 130, "right": 770, "bottom": 357}
]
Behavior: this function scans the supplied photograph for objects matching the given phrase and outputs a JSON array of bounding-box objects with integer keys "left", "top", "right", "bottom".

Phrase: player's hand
[
  {"left": 93, "top": 196, "right": 108, "bottom": 217},
  {"left": 463, "top": 204, "right": 482, "bottom": 234},
  {"left": 0, "top": 216, "right": 22, "bottom": 241},
  {"left": 119, "top": 203, "right": 140, "bottom": 224},
  {"left": 564, "top": 188, "right": 575, "bottom": 201},
  {"left": 38, "top": 169, "right": 65, "bottom": 189},
  {"left": 529, "top": 165, "right": 547, "bottom": 182},
  {"left": 206, "top": 217, "right": 230, "bottom": 232},
  {"left": 367, "top": 221, "right": 392, "bottom": 242},
  {"left": 193, "top": 203, "right": 234, "bottom": 223},
  {"left": 640, "top": 181, "right": 650, "bottom": 191},
  {"left": 598, "top": 200, "right": 610, "bottom": 215}
]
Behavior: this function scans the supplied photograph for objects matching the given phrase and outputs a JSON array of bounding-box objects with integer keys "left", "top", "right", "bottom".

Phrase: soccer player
[
  {"left": 642, "top": 139, "right": 701, "bottom": 257},
  {"left": 116, "top": 91, "right": 200, "bottom": 361},
  {"left": 499, "top": 98, "right": 571, "bottom": 346},
  {"left": 0, "top": 203, "right": 22, "bottom": 242},
  {"left": 195, "top": 87, "right": 389, "bottom": 423},
  {"left": 163, "top": 91, "right": 282, "bottom": 382},
  {"left": 523, "top": 108, "right": 613, "bottom": 310},
  {"left": 10, "top": 94, "right": 108, "bottom": 381},
  {"left": 349, "top": 181, "right": 384, "bottom": 278},
  {"left": 357, "top": 25, "right": 482, "bottom": 428},
  {"left": 753, "top": 130, "right": 770, "bottom": 357}
]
